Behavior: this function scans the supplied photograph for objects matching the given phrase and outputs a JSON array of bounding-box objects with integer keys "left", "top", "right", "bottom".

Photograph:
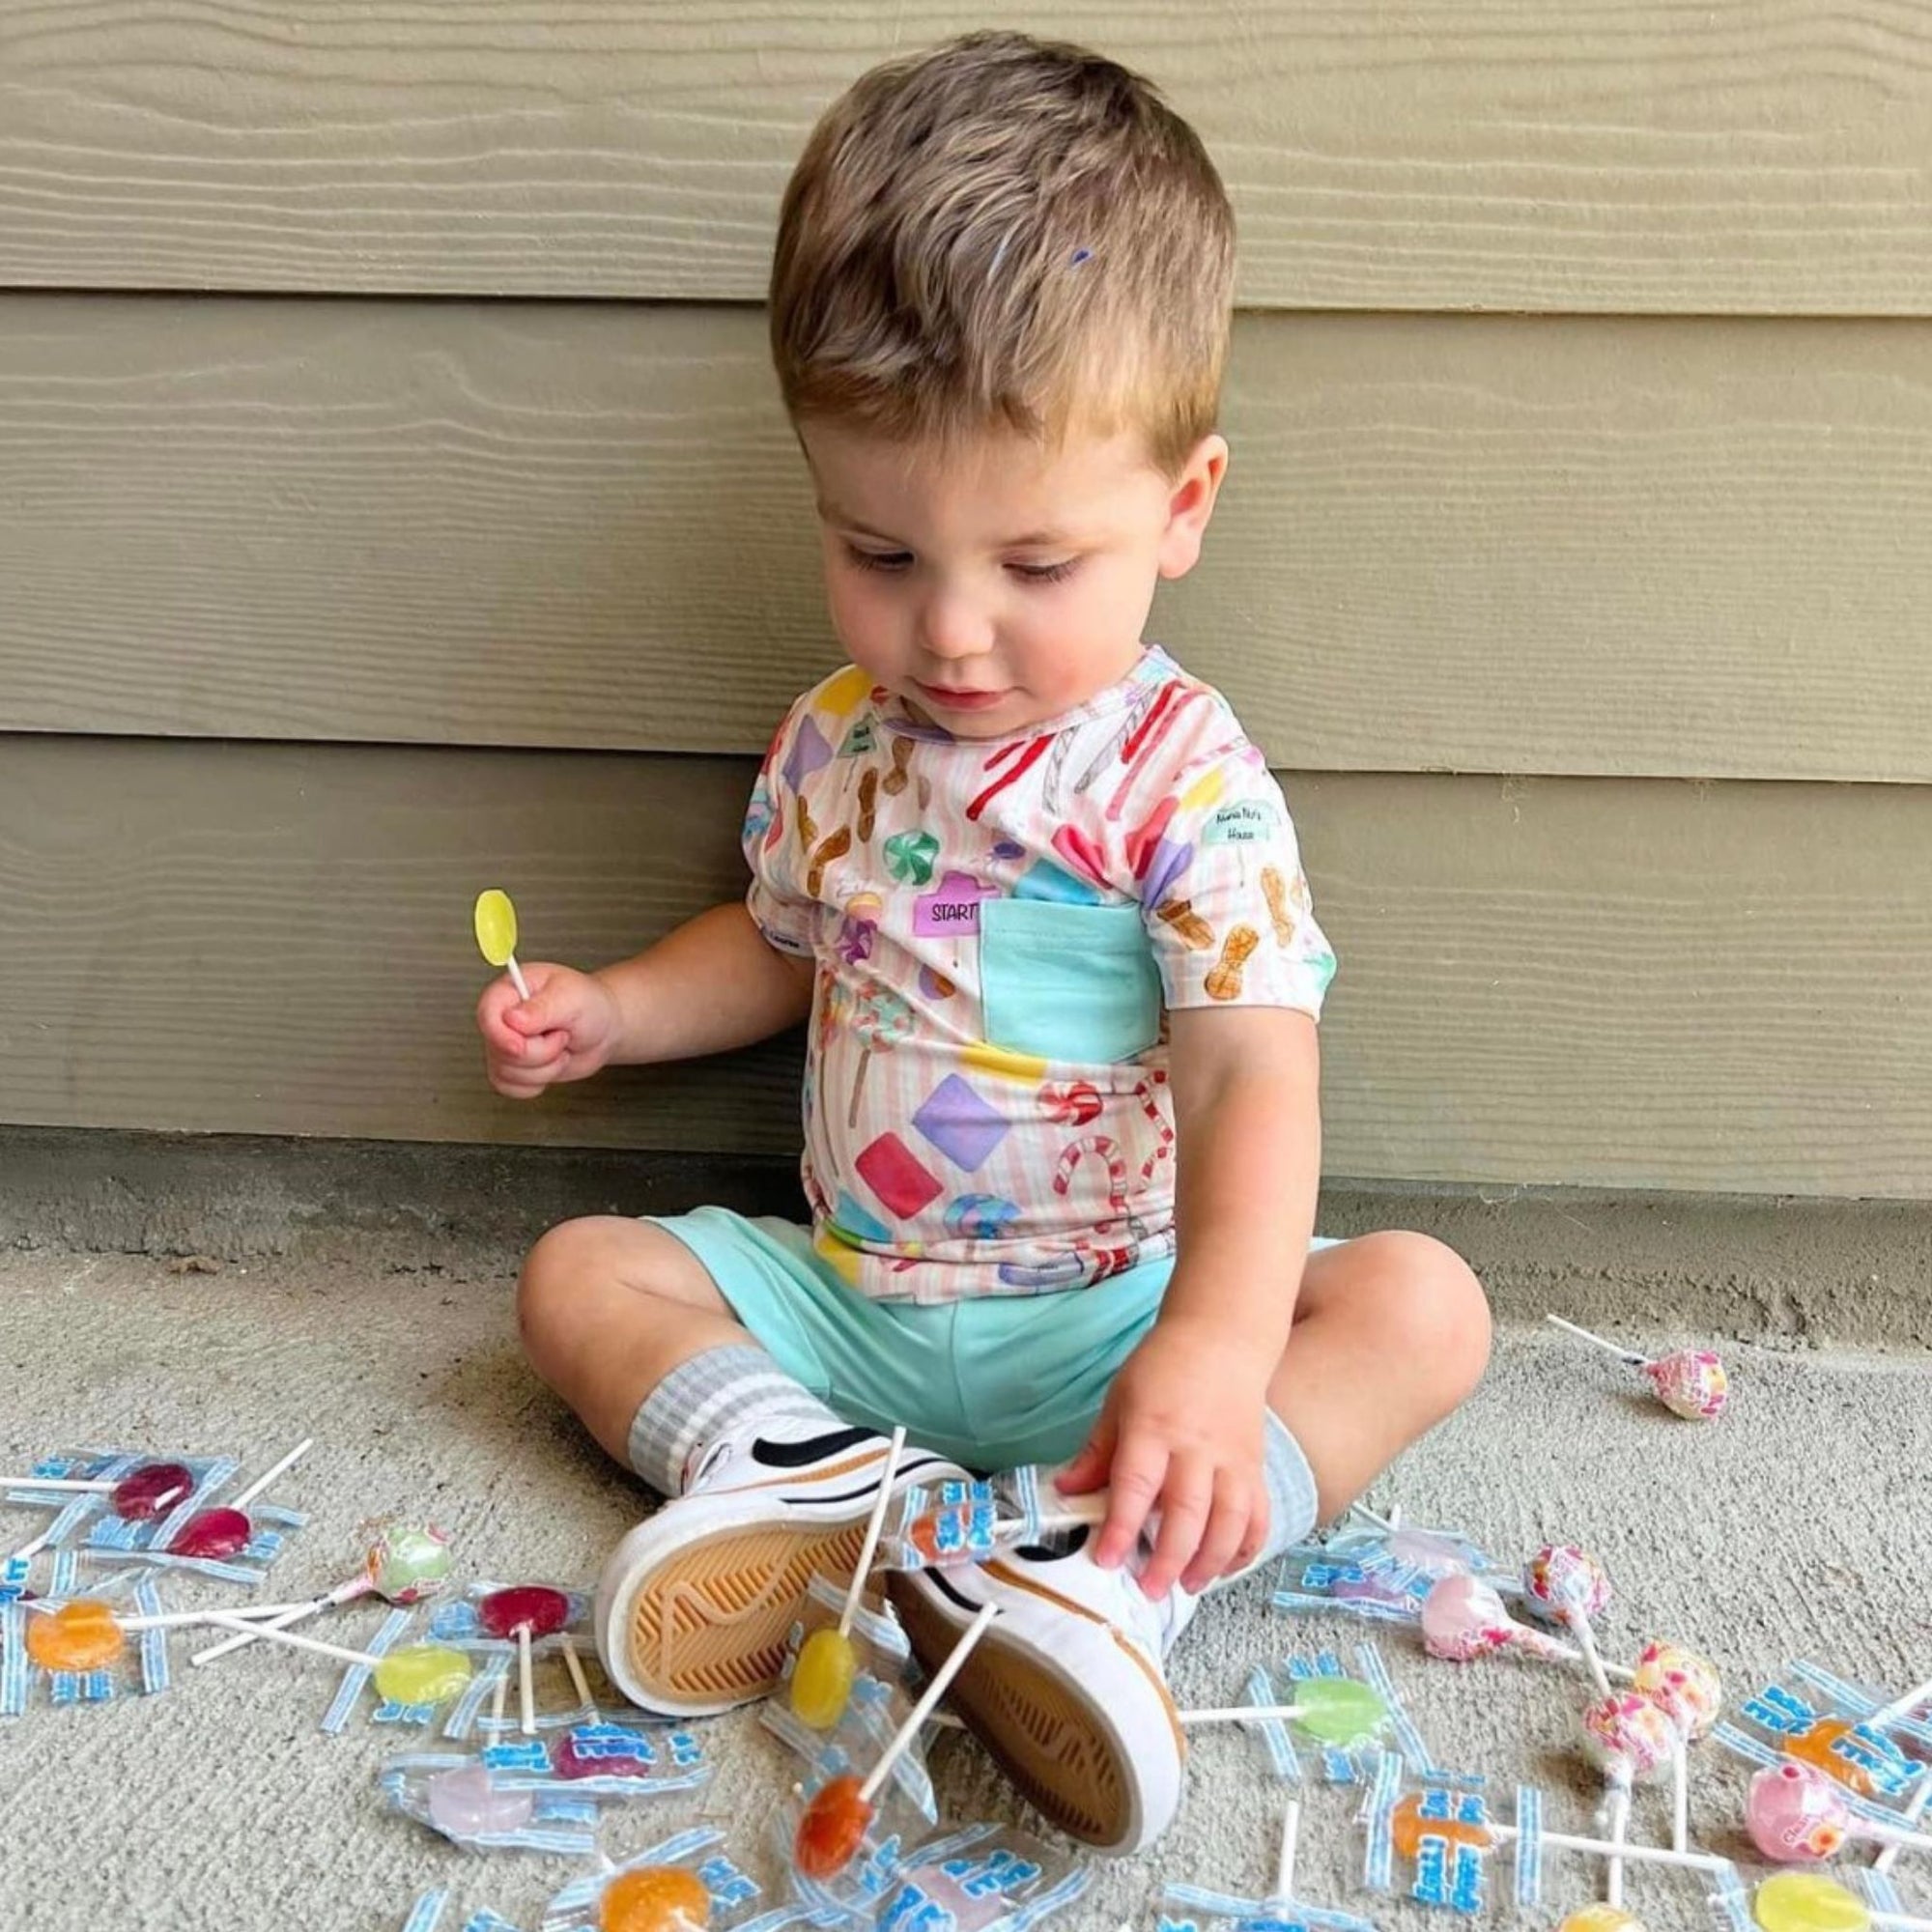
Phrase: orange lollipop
[
  {"left": 600, "top": 1864, "right": 711, "bottom": 1932},
  {"left": 25, "top": 1600, "right": 125, "bottom": 1672}
]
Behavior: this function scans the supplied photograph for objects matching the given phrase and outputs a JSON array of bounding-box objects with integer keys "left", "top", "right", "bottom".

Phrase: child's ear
[{"left": 1156, "top": 435, "right": 1230, "bottom": 580}]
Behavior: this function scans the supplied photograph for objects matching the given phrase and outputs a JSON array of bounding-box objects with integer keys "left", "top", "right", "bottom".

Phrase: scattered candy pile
[{"left": 10, "top": 1322, "right": 1930, "bottom": 1932}]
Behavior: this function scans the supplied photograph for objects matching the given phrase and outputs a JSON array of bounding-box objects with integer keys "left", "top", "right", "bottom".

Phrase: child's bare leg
[
  {"left": 1268, "top": 1230, "right": 1491, "bottom": 1522},
  {"left": 517, "top": 1216, "right": 755, "bottom": 1465}
]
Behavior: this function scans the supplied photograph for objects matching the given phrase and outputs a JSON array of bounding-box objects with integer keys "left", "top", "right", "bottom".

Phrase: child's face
[{"left": 800, "top": 418, "right": 1228, "bottom": 739}]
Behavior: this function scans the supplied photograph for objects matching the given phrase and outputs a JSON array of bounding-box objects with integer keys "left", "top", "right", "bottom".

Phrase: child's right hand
[{"left": 476, "top": 963, "right": 624, "bottom": 1099}]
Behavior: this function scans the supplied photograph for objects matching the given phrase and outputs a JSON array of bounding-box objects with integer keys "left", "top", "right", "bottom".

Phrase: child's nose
[{"left": 917, "top": 588, "right": 994, "bottom": 660}]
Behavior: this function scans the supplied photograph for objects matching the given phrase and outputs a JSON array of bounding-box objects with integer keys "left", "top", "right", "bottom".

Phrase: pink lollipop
[
  {"left": 1524, "top": 1545, "right": 1615, "bottom": 1696},
  {"left": 1633, "top": 1640, "right": 1721, "bottom": 1852},
  {"left": 1582, "top": 1692, "right": 1678, "bottom": 1779},
  {"left": 478, "top": 1584, "right": 576, "bottom": 1736},
  {"left": 1422, "top": 1574, "right": 1577, "bottom": 1664},
  {"left": 1748, "top": 1762, "right": 1932, "bottom": 1864},
  {"left": 1547, "top": 1316, "right": 1730, "bottom": 1420}
]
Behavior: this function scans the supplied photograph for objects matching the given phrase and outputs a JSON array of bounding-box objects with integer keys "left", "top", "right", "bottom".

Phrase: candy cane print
[
  {"left": 1134, "top": 1069, "right": 1177, "bottom": 1183},
  {"left": 1053, "top": 1135, "right": 1130, "bottom": 1227}
]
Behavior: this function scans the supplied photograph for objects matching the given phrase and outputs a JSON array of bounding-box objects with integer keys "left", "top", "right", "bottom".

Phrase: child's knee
[
  {"left": 515, "top": 1216, "right": 612, "bottom": 1372},
  {"left": 1366, "top": 1230, "right": 1492, "bottom": 1407}
]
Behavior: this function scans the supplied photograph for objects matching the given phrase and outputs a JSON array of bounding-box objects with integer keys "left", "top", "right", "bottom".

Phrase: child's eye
[
  {"left": 843, "top": 544, "right": 911, "bottom": 574},
  {"left": 1009, "top": 558, "right": 1080, "bottom": 585}
]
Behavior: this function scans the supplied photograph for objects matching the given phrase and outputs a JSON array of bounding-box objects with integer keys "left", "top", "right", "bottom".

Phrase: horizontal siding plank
[
  {"left": 4, "top": 736, "right": 1928, "bottom": 1196},
  {"left": 5, "top": 298, "right": 1932, "bottom": 781},
  {"left": 1, "top": 3, "right": 1929, "bottom": 311}
]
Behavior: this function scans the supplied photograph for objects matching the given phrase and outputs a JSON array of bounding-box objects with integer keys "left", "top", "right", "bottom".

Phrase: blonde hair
[{"left": 769, "top": 31, "right": 1236, "bottom": 477}]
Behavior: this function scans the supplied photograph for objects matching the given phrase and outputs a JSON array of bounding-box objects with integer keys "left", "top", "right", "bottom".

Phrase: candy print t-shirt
[{"left": 742, "top": 647, "right": 1337, "bottom": 1304}]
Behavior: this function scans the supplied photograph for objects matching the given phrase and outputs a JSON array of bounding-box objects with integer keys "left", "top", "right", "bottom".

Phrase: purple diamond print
[
  {"left": 782, "top": 717, "right": 834, "bottom": 793},
  {"left": 911, "top": 1075, "right": 1012, "bottom": 1173}
]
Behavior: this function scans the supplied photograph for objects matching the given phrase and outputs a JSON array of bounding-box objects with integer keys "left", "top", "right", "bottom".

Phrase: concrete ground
[{"left": 3, "top": 1180, "right": 1930, "bottom": 1932}]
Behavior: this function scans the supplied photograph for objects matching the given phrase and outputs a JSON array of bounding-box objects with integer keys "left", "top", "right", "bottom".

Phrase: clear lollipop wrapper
[
  {"left": 881, "top": 1468, "right": 1101, "bottom": 1574},
  {"left": 1244, "top": 1642, "right": 1435, "bottom": 1786},
  {"left": 1160, "top": 1798, "right": 1381, "bottom": 1932},
  {"left": 397, "top": 1893, "right": 530, "bottom": 1932},
  {"left": 543, "top": 1826, "right": 823, "bottom": 1932},
  {"left": 1716, "top": 1663, "right": 1931, "bottom": 1811},
  {"left": 321, "top": 1604, "right": 476, "bottom": 1734},
  {"left": 6, "top": 1446, "right": 309, "bottom": 1590},
  {"left": 764, "top": 1576, "right": 934, "bottom": 1823},
  {"left": 431, "top": 1581, "right": 599, "bottom": 1740},
  {"left": 1359, "top": 1753, "right": 1741, "bottom": 1918},
  {"left": 1, "top": 1569, "right": 173, "bottom": 1716},
  {"left": 868, "top": 1825, "right": 1090, "bottom": 1932},
  {"left": 382, "top": 1748, "right": 602, "bottom": 1856},
  {"left": 1273, "top": 1507, "right": 1512, "bottom": 1627},
  {"left": 384, "top": 1711, "right": 707, "bottom": 1850}
]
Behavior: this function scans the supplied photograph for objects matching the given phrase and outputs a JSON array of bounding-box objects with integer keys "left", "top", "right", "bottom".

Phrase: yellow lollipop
[{"left": 473, "top": 889, "right": 530, "bottom": 999}]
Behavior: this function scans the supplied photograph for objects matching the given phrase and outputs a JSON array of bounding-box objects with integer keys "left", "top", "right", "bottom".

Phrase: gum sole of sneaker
[
  {"left": 890, "top": 1571, "right": 1134, "bottom": 1849},
  {"left": 626, "top": 1518, "right": 870, "bottom": 1707}
]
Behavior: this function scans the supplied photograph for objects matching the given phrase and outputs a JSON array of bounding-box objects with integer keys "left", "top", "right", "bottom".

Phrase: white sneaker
[
  {"left": 594, "top": 1421, "right": 963, "bottom": 1719},
  {"left": 886, "top": 1522, "right": 1197, "bottom": 1856}
]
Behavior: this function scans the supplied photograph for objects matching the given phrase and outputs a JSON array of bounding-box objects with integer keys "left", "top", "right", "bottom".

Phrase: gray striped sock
[{"left": 625, "top": 1345, "right": 843, "bottom": 1497}]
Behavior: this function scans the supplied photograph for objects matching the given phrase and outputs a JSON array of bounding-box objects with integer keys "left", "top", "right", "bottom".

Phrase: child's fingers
[
  {"left": 1228, "top": 1492, "right": 1271, "bottom": 1579},
  {"left": 1138, "top": 1461, "right": 1211, "bottom": 1600},
  {"left": 1054, "top": 1421, "right": 1115, "bottom": 1497},
  {"left": 1180, "top": 1475, "right": 1253, "bottom": 1594},
  {"left": 1093, "top": 1436, "right": 1167, "bottom": 1571}
]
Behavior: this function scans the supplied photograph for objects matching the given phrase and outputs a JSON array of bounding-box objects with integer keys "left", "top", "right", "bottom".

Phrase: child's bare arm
[
  {"left": 1059, "top": 1006, "right": 1321, "bottom": 1593},
  {"left": 477, "top": 901, "right": 813, "bottom": 1098}
]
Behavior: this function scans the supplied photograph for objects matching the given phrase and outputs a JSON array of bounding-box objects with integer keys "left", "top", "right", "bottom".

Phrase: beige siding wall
[{"left": 3, "top": 5, "right": 1927, "bottom": 1194}]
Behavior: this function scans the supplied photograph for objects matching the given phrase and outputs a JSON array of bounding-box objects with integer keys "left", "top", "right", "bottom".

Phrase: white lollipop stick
[
  {"left": 196, "top": 1612, "right": 380, "bottom": 1668},
  {"left": 1, "top": 1477, "right": 117, "bottom": 1492},
  {"left": 1275, "top": 1798, "right": 1301, "bottom": 1902},
  {"left": 229, "top": 1436, "right": 312, "bottom": 1511},
  {"left": 1877, "top": 1771, "right": 1932, "bottom": 1875},
  {"left": 1547, "top": 1315, "right": 1645, "bottom": 1364},
  {"left": 1490, "top": 1823, "right": 1726, "bottom": 1874},
  {"left": 858, "top": 1603, "right": 997, "bottom": 1804},
  {"left": 1868, "top": 1914, "right": 1932, "bottom": 1931},
  {"left": 189, "top": 1573, "right": 369, "bottom": 1665},
  {"left": 1605, "top": 1775, "right": 1632, "bottom": 1908},
  {"left": 1180, "top": 1704, "right": 1308, "bottom": 1725},
  {"left": 559, "top": 1634, "right": 594, "bottom": 1709},
  {"left": 1870, "top": 1673, "right": 1932, "bottom": 1731},
  {"left": 1571, "top": 1611, "right": 1613, "bottom": 1700},
  {"left": 517, "top": 1625, "right": 535, "bottom": 1735},
  {"left": 88, "top": 1602, "right": 329, "bottom": 1631},
  {"left": 491, "top": 1663, "right": 508, "bottom": 1732},
  {"left": 1349, "top": 1501, "right": 1396, "bottom": 1532},
  {"left": 840, "top": 1427, "right": 905, "bottom": 1638},
  {"left": 505, "top": 956, "right": 531, "bottom": 1000}
]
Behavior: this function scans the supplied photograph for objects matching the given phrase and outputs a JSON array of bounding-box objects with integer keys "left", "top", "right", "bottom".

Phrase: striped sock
[{"left": 625, "top": 1345, "right": 844, "bottom": 1497}]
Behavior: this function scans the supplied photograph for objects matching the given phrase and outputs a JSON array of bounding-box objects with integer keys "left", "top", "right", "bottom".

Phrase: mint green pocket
[{"left": 979, "top": 897, "right": 1162, "bottom": 1065}]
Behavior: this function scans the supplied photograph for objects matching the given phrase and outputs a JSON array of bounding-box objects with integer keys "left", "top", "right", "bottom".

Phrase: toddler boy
[{"left": 480, "top": 30, "right": 1490, "bottom": 1856}]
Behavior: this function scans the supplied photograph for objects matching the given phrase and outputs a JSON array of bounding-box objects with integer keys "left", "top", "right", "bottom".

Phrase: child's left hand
[{"left": 1056, "top": 1316, "right": 1273, "bottom": 1599}]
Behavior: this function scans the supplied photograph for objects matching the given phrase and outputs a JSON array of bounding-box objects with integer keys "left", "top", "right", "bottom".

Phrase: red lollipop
[
  {"left": 479, "top": 1585, "right": 570, "bottom": 1640},
  {"left": 479, "top": 1584, "right": 578, "bottom": 1737},
  {"left": 111, "top": 1462, "right": 195, "bottom": 1520},
  {"left": 168, "top": 1507, "right": 253, "bottom": 1559},
  {"left": 161, "top": 1440, "right": 311, "bottom": 1563},
  {"left": 795, "top": 1775, "right": 873, "bottom": 1881}
]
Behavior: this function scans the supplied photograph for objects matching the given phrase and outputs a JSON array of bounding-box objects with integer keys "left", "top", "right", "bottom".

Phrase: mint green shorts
[{"left": 648, "top": 1206, "right": 1337, "bottom": 1470}]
